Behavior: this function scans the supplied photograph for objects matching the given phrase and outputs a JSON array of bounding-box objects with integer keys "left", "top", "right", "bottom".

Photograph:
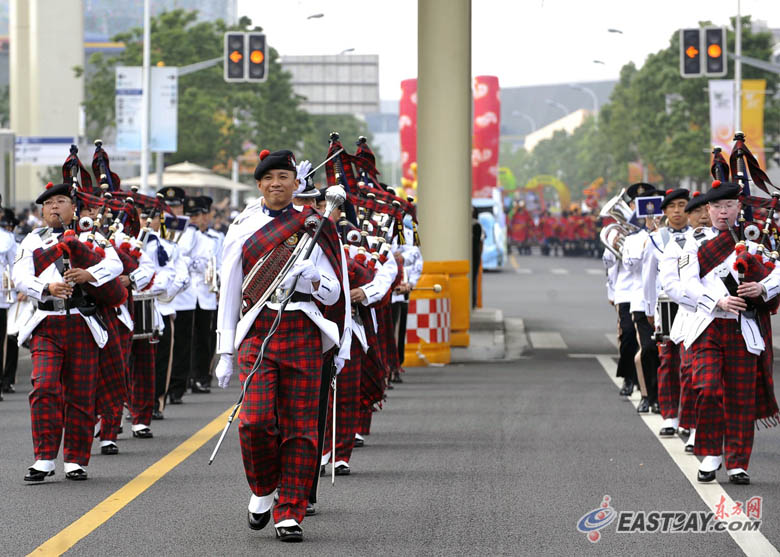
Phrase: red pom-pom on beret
[
  {"left": 259, "top": 149, "right": 270, "bottom": 160},
  {"left": 46, "top": 182, "right": 53, "bottom": 190},
  {"left": 712, "top": 180, "right": 721, "bottom": 188},
  {"left": 666, "top": 188, "right": 673, "bottom": 195},
  {"left": 692, "top": 191, "right": 701, "bottom": 197}
]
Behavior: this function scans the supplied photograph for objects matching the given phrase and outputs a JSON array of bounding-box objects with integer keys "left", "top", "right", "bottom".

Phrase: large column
[
  {"left": 416, "top": 0, "right": 471, "bottom": 349},
  {"left": 10, "top": 0, "right": 83, "bottom": 203}
]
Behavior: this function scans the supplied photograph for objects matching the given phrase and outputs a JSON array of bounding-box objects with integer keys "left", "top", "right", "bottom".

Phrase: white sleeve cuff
[{"left": 216, "top": 329, "right": 235, "bottom": 354}]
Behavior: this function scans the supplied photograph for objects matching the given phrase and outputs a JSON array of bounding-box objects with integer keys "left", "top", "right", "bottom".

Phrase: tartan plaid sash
[{"left": 698, "top": 230, "right": 735, "bottom": 277}]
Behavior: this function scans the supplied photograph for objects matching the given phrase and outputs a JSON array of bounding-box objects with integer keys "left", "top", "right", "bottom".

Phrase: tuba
[{"left": 598, "top": 188, "right": 639, "bottom": 261}]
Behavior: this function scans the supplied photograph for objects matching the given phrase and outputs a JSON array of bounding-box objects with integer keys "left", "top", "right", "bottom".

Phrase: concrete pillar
[
  {"left": 417, "top": 0, "right": 472, "bottom": 348},
  {"left": 417, "top": 0, "right": 471, "bottom": 262},
  {"left": 10, "top": 0, "right": 83, "bottom": 204}
]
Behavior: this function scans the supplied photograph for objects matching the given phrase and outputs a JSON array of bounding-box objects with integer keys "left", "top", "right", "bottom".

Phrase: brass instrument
[
  {"left": 598, "top": 188, "right": 639, "bottom": 260},
  {"left": 205, "top": 256, "right": 219, "bottom": 293}
]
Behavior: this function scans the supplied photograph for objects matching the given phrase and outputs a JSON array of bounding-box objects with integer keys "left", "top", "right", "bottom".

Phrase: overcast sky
[{"left": 237, "top": 0, "right": 780, "bottom": 99}]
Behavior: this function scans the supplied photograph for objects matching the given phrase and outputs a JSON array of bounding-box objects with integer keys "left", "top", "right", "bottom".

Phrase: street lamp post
[
  {"left": 511, "top": 110, "right": 536, "bottom": 132},
  {"left": 569, "top": 84, "right": 599, "bottom": 125},
  {"left": 545, "top": 99, "right": 570, "bottom": 117}
]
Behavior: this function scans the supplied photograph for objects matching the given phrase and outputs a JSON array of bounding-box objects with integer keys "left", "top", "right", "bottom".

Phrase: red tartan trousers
[
  {"left": 322, "top": 340, "right": 362, "bottom": 463},
  {"left": 28, "top": 315, "right": 99, "bottom": 466},
  {"left": 95, "top": 308, "right": 130, "bottom": 442},
  {"left": 129, "top": 338, "right": 156, "bottom": 426},
  {"left": 237, "top": 308, "right": 322, "bottom": 525},
  {"left": 678, "top": 346, "right": 696, "bottom": 430},
  {"left": 657, "top": 340, "right": 681, "bottom": 419},
  {"left": 691, "top": 318, "right": 757, "bottom": 470}
]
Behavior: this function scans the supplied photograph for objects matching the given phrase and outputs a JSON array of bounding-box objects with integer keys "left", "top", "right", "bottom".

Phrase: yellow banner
[{"left": 741, "top": 79, "right": 766, "bottom": 169}]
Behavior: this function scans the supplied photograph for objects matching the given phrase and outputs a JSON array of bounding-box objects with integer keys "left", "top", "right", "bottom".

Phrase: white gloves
[
  {"left": 295, "top": 160, "right": 312, "bottom": 194},
  {"left": 216, "top": 354, "right": 234, "bottom": 389},
  {"left": 280, "top": 259, "right": 321, "bottom": 291},
  {"left": 334, "top": 357, "right": 346, "bottom": 375},
  {"left": 189, "top": 257, "right": 207, "bottom": 273}
]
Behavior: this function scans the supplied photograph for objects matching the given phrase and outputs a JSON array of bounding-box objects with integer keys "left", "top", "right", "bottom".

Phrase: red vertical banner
[
  {"left": 399, "top": 78, "right": 418, "bottom": 183},
  {"left": 472, "top": 75, "right": 500, "bottom": 198}
]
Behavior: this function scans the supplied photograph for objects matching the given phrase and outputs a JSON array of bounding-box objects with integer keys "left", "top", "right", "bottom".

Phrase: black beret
[
  {"left": 685, "top": 191, "right": 708, "bottom": 212},
  {"left": 701, "top": 180, "right": 741, "bottom": 204},
  {"left": 254, "top": 149, "right": 297, "bottom": 181},
  {"left": 660, "top": 188, "right": 690, "bottom": 210},
  {"left": 35, "top": 182, "right": 72, "bottom": 205},
  {"left": 624, "top": 182, "right": 657, "bottom": 202},
  {"left": 158, "top": 186, "right": 186, "bottom": 206}
]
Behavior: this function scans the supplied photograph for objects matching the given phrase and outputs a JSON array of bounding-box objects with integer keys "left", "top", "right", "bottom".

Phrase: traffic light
[
  {"left": 704, "top": 27, "right": 727, "bottom": 77},
  {"left": 224, "top": 32, "right": 246, "bottom": 83},
  {"left": 247, "top": 32, "right": 268, "bottom": 83},
  {"left": 680, "top": 28, "right": 701, "bottom": 78}
]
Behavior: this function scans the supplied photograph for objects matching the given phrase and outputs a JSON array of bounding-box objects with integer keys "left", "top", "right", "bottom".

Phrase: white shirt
[
  {"left": 0, "top": 228, "right": 17, "bottom": 309},
  {"left": 216, "top": 206, "right": 342, "bottom": 355},
  {"left": 13, "top": 228, "right": 123, "bottom": 347},
  {"left": 170, "top": 225, "right": 198, "bottom": 311},
  {"left": 614, "top": 230, "right": 645, "bottom": 308},
  {"left": 186, "top": 228, "right": 220, "bottom": 311},
  {"left": 641, "top": 226, "right": 690, "bottom": 316}
]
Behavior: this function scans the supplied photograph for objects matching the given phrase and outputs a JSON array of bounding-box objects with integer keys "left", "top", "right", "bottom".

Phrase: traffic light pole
[{"left": 734, "top": 0, "right": 742, "bottom": 132}]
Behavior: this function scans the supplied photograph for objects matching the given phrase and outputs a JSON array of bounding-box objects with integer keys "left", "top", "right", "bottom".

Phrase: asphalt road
[{"left": 1, "top": 252, "right": 779, "bottom": 555}]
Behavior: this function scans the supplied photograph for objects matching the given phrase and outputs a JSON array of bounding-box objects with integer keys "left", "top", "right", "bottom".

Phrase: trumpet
[
  {"left": 598, "top": 188, "right": 639, "bottom": 261},
  {"left": 205, "top": 256, "right": 219, "bottom": 293}
]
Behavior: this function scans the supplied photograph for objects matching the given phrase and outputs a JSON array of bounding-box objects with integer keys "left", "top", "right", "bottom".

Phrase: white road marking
[
  {"left": 586, "top": 268, "right": 604, "bottom": 275},
  {"left": 575, "top": 353, "right": 779, "bottom": 557},
  {"left": 514, "top": 268, "right": 532, "bottom": 274},
  {"left": 528, "top": 331, "right": 567, "bottom": 350},
  {"left": 605, "top": 333, "right": 619, "bottom": 349},
  {"left": 550, "top": 268, "right": 569, "bottom": 275}
]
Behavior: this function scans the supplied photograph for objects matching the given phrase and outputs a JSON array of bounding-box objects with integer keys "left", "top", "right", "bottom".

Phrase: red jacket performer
[
  {"left": 215, "top": 150, "right": 344, "bottom": 542},
  {"left": 14, "top": 182, "right": 123, "bottom": 481}
]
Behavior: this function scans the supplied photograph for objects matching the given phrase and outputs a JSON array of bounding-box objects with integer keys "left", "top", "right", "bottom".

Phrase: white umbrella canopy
[{"left": 123, "top": 161, "right": 253, "bottom": 192}]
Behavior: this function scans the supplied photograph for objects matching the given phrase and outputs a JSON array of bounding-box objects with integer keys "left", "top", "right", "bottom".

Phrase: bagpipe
[{"left": 325, "top": 133, "right": 419, "bottom": 274}]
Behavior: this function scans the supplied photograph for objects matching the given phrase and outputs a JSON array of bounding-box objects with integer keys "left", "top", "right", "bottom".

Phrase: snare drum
[
  {"left": 132, "top": 291, "right": 159, "bottom": 342},
  {"left": 654, "top": 293, "right": 678, "bottom": 341}
]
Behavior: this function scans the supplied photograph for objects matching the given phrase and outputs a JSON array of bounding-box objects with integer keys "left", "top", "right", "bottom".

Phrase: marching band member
[
  {"left": 14, "top": 182, "right": 123, "bottom": 481},
  {"left": 391, "top": 213, "right": 423, "bottom": 379},
  {"left": 679, "top": 181, "right": 780, "bottom": 485},
  {"left": 185, "top": 196, "right": 219, "bottom": 394},
  {"left": 641, "top": 188, "right": 690, "bottom": 436},
  {"left": 621, "top": 184, "right": 660, "bottom": 413},
  {"left": 167, "top": 197, "right": 200, "bottom": 404},
  {"left": 0, "top": 208, "right": 18, "bottom": 399},
  {"left": 215, "top": 149, "right": 344, "bottom": 542}
]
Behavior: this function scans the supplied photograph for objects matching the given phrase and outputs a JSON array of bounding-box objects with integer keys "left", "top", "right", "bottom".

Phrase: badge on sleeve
[{"left": 678, "top": 254, "right": 690, "bottom": 269}]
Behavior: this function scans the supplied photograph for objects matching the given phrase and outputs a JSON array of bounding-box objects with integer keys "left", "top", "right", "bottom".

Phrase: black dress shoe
[
  {"left": 729, "top": 472, "right": 750, "bottom": 485},
  {"left": 169, "top": 394, "right": 183, "bottom": 405},
  {"left": 101, "top": 443, "right": 119, "bottom": 455},
  {"left": 24, "top": 467, "right": 54, "bottom": 482},
  {"left": 275, "top": 525, "right": 303, "bottom": 543},
  {"left": 335, "top": 464, "right": 351, "bottom": 476},
  {"left": 659, "top": 427, "right": 676, "bottom": 436},
  {"left": 697, "top": 464, "right": 722, "bottom": 483},
  {"left": 354, "top": 437, "right": 364, "bottom": 448},
  {"left": 305, "top": 504, "right": 316, "bottom": 516},
  {"left": 151, "top": 410, "right": 164, "bottom": 420},
  {"left": 619, "top": 379, "right": 634, "bottom": 396},
  {"left": 247, "top": 509, "right": 271, "bottom": 531},
  {"left": 65, "top": 468, "right": 88, "bottom": 481},
  {"left": 132, "top": 428, "right": 154, "bottom": 439},
  {"left": 320, "top": 465, "right": 327, "bottom": 477},
  {"left": 650, "top": 402, "right": 661, "bottom": 414},
  {"left": 684, "top": 445, "right": 695, "bottom": 454},
  {"left": 637, "top": 398, "right": 650, "bottom": 413},
  {"left": 191, "top": 381, "right": 211, "bottom": 394}
]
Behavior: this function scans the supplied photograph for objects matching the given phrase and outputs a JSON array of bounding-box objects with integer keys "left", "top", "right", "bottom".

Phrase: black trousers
[
  {"left": 154, "top": 315, "right": 173, "bottom": 411},
  {"left": 169, "top": 309, "right": 194, "bottom": 398},
  {"left": 191, "top": 304, "right": 216, "bottom": 385},
  {"left": 391, "top": 300, "right": 408, "bottom": 365},
  {"left": 616, "top": 303, "right": 638, "bottom": 383},
  {"left": 633, "top": 311, "right": 659, "bottom": 403}
]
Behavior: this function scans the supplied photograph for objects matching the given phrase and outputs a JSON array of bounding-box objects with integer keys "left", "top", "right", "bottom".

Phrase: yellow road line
[
  {"left": 28, "top": 407, "right": 233, "bottom": 556},
  {"left": 509, "top": 254, "right": 519, "bottom": 270}
]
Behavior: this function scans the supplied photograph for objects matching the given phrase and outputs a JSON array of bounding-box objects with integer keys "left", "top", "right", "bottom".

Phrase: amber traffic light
[
  {"left": 704, "top": 27, "right": 727, "bottom": 77},
  {"left": 247, "top": 33, "right": 268, "bottom": 82},
  {"left": 680, "top": 28, "right": 701, "bottom": 78},
  {"left": 224, "top": 32, "right": 246, "bottom": 82}
]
